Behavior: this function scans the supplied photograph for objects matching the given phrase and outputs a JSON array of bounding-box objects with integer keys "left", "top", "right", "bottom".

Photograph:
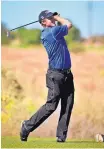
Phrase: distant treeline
[
  {"left": 2, "top": 22, "right": 104, "bottom": 51},
  {"left": 1, "top": 22, "right": 81, "bottom": 46}
]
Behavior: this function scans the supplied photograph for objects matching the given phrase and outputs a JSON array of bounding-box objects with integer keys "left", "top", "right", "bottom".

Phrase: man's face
[{"left": 41, "top": 17, "right": 56, "bottom": 27}]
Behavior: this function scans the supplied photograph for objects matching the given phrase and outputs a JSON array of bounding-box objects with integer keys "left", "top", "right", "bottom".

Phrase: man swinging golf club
[{"left": 20, "top": 10, "right": 75, "bottom": 143}]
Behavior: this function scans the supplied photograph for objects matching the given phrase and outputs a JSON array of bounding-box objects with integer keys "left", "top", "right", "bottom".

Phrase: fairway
[{"left": 1, "top": 137, "right": 104, "bottom": 148}]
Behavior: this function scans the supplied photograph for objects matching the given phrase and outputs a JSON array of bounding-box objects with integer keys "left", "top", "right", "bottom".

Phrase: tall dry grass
[{"left": 1, "top": 47, "right": 104, "bottom": 139}]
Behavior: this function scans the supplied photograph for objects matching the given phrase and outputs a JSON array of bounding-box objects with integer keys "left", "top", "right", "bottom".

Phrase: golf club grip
[{"left": 10, "top": 20, "right": 39, "bottom": 31}]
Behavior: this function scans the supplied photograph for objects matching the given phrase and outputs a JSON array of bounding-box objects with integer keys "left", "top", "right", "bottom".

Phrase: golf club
[
  {"left": 6, "top": 12, "right": 59, "bottom": 37},
  {"left": 7, "top": 20, "right": 39, "bottom": 37}
]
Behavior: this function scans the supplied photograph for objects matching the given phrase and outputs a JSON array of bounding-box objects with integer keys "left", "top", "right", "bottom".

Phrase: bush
[
  {"left": 1, "top": 68, "right": 24, "bottom": 100},
  {"left": 16, "top": 28, "right": 41, "bottom": 46},
  {"left": 89, "top": 36, "right": 104, "bottom": 44},
  {"left": 1, "top": 67, "right": 25, "bottom": 123}
]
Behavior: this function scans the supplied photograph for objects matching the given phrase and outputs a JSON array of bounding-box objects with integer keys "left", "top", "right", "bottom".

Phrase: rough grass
[
  {"left": 1, "top": 47, "right": 104, "bottom": 139},
  {"left": 1, "top": 136, "right": 104, "bottom": 148}
]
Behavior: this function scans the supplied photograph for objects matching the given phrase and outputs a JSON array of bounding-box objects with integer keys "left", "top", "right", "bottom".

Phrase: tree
[
  {"left": 57, "top": 19, "right": 81, "bottom": 44},
  {"left": 65, "top": 26, "right": 81, "bottom": 43},
  {"left": 16, "top": 28, "right": 41, "bottom": 45}
]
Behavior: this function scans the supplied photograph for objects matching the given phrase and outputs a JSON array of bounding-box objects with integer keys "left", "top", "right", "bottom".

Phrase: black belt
[{"left": 49, "top": 68, "right": 71, "bottom": 74}]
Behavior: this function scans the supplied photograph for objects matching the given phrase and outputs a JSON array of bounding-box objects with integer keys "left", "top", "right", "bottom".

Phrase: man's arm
[{"left": 53, "top": 15, "right": 72, "bottom": 30}]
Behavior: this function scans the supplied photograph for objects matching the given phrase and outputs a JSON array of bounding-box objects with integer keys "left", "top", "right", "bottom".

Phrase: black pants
[{"left": 25, "top": 69, "right": 74, "bottom": 139}]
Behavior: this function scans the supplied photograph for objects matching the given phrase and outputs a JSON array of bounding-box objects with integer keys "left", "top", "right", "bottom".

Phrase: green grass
[
  {"left": 1, "top": 136, "right": 104, "bottom": 148},
  {"left": 7, "top": 44, "right": 43, "bottom": 49}
]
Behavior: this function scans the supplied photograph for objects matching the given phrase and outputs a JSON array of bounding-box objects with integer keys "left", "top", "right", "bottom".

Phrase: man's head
[{"left": 39, "top": 10, "right": 58, "bottom": 27}]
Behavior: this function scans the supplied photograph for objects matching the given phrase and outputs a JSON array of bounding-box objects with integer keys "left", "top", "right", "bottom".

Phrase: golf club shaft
[{"left": 10, "top": 20, "right": 39, "bottom": 31}]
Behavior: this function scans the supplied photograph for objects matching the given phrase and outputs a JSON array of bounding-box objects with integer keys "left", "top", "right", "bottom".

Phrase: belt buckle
[{"left": 67, "top": 69, "right": 70, "bottom": 74}]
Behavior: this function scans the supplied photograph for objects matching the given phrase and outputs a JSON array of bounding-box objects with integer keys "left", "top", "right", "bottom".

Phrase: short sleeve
[{"left": 51, "top": 25, "right": 68, "bottom": 40}]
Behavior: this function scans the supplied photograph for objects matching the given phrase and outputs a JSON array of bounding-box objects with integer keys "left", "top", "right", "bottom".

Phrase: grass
[
  {"left": 1, "top": 136, "right": 104, "bottom": 148},
  {"left": 7, "top": 44, "right": 43, "bottom": 49}
]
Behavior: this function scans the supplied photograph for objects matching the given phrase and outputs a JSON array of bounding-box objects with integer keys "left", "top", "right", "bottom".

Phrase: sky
[{"left": 1, "top": 1, "right": 104, "bottom": 38}]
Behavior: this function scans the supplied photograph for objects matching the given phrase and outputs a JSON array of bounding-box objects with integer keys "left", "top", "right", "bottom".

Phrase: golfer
[{"left": 20, "top": 10, "right": 75, "bottom": 143}]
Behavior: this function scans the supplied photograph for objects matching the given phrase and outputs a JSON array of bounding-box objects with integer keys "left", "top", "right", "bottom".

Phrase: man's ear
[{"left": 41, "top": 20, "right": 46, "bottom": 25}]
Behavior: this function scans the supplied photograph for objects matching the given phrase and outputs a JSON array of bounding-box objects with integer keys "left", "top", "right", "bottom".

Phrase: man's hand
[{"left": 53, "top": 15, "right": 72, "bottom": 30}]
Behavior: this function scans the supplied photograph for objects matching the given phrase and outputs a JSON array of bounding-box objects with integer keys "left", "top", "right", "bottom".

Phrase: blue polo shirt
[{"left": 41, "top": 25, "right": 71, "bottom": 69}]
